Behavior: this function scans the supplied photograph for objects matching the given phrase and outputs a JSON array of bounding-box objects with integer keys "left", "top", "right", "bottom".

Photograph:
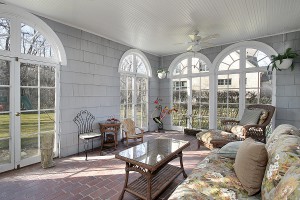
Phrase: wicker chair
[
  {"left": 197, "top": 104, "right": 275, "bottom": 150},
  {"left": 221, "top": 104, "right": 275, "bottom": 143},
  {"left": 121, "top": 118, "right": 144, "bottom": 146}
]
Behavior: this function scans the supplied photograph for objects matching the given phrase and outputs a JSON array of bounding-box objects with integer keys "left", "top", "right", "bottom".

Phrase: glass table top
[{"left": 116, "top": 138, "right": 190, "bottom": 166}]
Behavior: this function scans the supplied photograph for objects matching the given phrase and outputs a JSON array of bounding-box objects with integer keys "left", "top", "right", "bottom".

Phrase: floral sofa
[{"left": 168, "top": 124, "right": 300, "bottom": 200}]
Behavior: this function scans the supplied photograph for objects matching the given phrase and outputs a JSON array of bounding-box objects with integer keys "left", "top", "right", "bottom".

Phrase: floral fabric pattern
[
  {"left": 168, "top": 153, "right": 260, "bottom": 200},
  {"left": 261, "top": 124, "right": 300, "bottom": 200},
  {"left": 270, "top": 162, "right": 300, "bottom": 200},
  {"left": 196, "top": 130, "right": 237, "bottom": 144}
]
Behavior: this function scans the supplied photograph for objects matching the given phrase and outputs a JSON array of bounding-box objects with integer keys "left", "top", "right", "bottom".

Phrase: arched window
[
  {"left": 0, "top": 4, "right": 66, "bottom": 173},
  {"left": 168, "top": 52, "right": 212, "bottom": 130},
  {"left": 119, "top": 49, "right": 151, "bottom": 130},
  {"left": 212, "top": 41, "right": 276, "bottom": 129}
]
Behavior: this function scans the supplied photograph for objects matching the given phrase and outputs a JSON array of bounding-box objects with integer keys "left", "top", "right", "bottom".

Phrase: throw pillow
[
  {"left": 218, "top": 141, "right": 243, "bottom": 158},
  {"left": 234, "top": 138, "right": 268, "bottom": 195},
  {"left": 258, "top": 109, "right": 269, "bottom": 125},
  {"left": 239, "top": 108, "right": 262, "bottom": 125}
]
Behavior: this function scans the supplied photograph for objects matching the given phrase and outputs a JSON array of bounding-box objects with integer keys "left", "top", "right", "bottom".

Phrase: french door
[
  {"left": 120, "top": 75, "right": 148, "bottom": 130},
  {"left": 0, "top": 57, "right": 58, "bottom": 173}
]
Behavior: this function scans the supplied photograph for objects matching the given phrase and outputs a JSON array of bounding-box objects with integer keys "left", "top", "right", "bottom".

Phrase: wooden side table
[{"left": 99, "top": 122, "right": 121, "bottom": 150}]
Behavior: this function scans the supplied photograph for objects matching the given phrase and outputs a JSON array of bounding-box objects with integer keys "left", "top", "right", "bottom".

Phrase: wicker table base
[
  {"left": 125, "top": 164, "right": 183, "bottom": 199},
  {"left": 116, "top": 139, "right": 190, "bottom": 200}
]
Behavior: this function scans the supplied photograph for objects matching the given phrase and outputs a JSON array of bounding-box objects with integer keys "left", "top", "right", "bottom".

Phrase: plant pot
[
  {"left": 157, "top": 71, "right": 167, "bottom": 79},
  {"left": 184, "top": 128, "right": 201, "bottom": 136},
  {"left": 275, "top": 58, "right": 293, "bottom": 70}
]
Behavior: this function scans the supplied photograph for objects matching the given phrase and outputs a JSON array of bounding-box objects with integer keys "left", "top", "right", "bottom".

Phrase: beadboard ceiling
[{"left": 2, "top": 0, "right": 300, "bottom": 56}]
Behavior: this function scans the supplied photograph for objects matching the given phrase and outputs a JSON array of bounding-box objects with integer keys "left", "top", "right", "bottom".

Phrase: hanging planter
[
  {"left": 275, "top": 58, "right": 293, "bottom": 70},
  {"left": 157, "top": 69, "right": 168, "bottom": 79},
  {"left": 268, "top": 48, "right": 299, "bottom": 71}
]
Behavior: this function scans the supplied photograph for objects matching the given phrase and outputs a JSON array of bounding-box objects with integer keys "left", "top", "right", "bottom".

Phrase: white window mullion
[
  {"left": 239, "top": 48, "right": 246, "bottom": 118},
  {"left": 10, "top": 17, "right": 20, "bottom": 57}
]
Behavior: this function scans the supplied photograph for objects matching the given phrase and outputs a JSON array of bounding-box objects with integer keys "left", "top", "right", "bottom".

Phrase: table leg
[
  {"left": 119, "top": 162, "right": 129, "bottom": 200},
  {"left": 179, "top": 152, "right": 187, "bottom": 178},
  {"left": 146, "top": 171, "right": 152, "bottom": 200}
]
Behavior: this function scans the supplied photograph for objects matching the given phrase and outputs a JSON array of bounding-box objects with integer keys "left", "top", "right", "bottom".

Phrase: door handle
[{"left": 15, "top": 112, "right": 21, "bottom": 116}]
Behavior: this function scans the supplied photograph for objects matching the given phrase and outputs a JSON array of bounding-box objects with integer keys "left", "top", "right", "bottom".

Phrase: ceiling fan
[{"left": 179, "top": 31, "right": 219, "bottom": 52}]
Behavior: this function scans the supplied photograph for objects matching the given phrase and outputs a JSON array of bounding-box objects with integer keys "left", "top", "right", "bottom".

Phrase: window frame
[
  {"left": 168, "top": 52, "right": 212, "bottom": 131},
  {"left": 212, "top": 41, "right": 277, "bottom": 129},
  {"left": 119, "top": 49, "right": 151, "bottom": 130}
]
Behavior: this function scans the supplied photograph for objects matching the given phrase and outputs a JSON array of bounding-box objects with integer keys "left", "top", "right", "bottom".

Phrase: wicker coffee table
[{"left": 115, "top": 138, "right": 190, "bottom": 200}]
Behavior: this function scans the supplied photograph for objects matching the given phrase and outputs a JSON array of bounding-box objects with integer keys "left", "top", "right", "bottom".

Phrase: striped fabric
[{"left": 239, "top": 108, "right": 262, "bottom": 125}]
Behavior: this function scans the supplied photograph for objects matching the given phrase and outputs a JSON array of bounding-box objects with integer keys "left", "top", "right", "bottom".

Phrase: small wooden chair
[
  {"left": 121, "top": 118, "right": 144, "bottom": 146},
  {"left": 73, "top": 110, "right": 101, "bottom": 160}
]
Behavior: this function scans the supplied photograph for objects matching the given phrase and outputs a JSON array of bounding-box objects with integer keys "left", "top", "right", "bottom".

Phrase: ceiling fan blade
[
  {"left": 201, "top": 34, "right": 220, "bottom": 42},
  {"left": 187, "top": 45, "right": 193, "bottom": 51},
  {"left": 188, "top": 34, "right": 201, "bottom": 41}
]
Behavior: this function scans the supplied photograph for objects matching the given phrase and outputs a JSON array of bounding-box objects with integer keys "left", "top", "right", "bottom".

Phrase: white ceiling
[{"left": 2, "top": 0, "right": 300, "bottom": 56}]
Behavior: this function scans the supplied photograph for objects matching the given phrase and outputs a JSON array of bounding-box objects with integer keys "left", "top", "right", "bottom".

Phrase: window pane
[
  {"left": 136, "top": 56, "right": 147, "bottom": 75},
  {"left": 40, "top": 110, "right": 55, "bottom": 132},
  {"left": 20, "top": 63, "right": 38, "bottom": 86},
  {"left": 219, "top": 50, "right": 240, "bottom": 71},
  {"left": 192, "top": 58, "right": 208, "bottom": 73},
  {"left": 0, "top": 18, "right": 10, "bottom": 51},
  {"left": 246, "top": 48, "right": 271, "bottom": 68},
  {"left": 40, "top": 65, "right": 55, "bottom": 87},
  {"left": 173, "top": 59, "right": 188, "bottom": 75},
  {"left": 40, "top": 89, "right": 55, "bottom": 109},
  {"left": 21, "top": 23, "right": 53, "bottom": 58},
  {"left": 121, "top": 55, "right": 133, "bottom": 72},
  {"left": 21, "top": 88, "right": 38, "bottom": 110}
]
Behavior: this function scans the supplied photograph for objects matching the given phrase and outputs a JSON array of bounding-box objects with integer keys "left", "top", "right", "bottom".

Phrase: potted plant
[{"left": 267, "top": 48, "right": 299, "bottom": 71}]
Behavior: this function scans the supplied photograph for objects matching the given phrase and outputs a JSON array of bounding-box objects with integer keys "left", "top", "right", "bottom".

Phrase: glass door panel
[
  {"left": 172, "top": 78, "right": 188, "bottom": 128},
  {"left": 191, "top": 77, "right": 209, "bottom": 129},
  {"left": 19, "top": 62, "right": 56, "bottom": 166},
  {"left": 0, "top": 59, "right": 13, "bottom": 172},
  {"left": 217, "top": 74, "right": 240, "bottom": 129},
  {"left": 120, "top": 75, "right": 148, "bottom": 130}
]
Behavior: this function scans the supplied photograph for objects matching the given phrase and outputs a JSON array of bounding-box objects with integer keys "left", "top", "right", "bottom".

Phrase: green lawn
[{"left": 0, "top": 112, "right": 55, "bottom": 149}]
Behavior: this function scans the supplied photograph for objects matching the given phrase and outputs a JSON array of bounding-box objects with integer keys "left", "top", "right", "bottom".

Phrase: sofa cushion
[
  {"left": 261, "top": 134, "right": 300, "bottom": 199},
  {"left": 269, "top": 162, "right": 300, "bottom": 200},
  {"left": 266, "top": 124, "right": 300, "bottom": 154},
  {"left": 218, "top": 141, "right": 243, "bottom": 158},
  {"left": 234, "top": 138, "right": 268, "bottom": 195},
  {"left": 239, "top": 108, "right": 262, "bottom": 125},
  {"left": 168, "top": 153, "right": 257, "bottom": 200}
]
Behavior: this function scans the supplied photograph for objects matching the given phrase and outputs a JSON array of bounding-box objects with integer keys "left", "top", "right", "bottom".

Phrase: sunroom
[{"left": 0, "top": 1, "right": 299, "bottom": 199}]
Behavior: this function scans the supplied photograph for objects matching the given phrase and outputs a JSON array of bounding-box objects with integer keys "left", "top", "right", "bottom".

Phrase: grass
[{"left": 0, "top": 112, "right": 55, "bottom": 149}]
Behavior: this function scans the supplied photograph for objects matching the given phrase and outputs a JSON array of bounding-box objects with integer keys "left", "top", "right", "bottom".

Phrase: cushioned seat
[{"left": 197, "top": 130, "right": 237, "bottom": 149}]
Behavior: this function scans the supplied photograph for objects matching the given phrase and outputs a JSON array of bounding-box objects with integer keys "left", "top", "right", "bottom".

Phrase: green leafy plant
[
  {"left": 157, "top": 69, "right": 168, "bottom": 73},
  {"left": 267, "top": 48, "right": 299, "bottom": 71}
]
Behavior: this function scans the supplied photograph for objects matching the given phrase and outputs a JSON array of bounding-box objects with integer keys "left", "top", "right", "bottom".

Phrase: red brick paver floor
[{"left": 0, "top": 131, "right": 210, "bottom": 200}]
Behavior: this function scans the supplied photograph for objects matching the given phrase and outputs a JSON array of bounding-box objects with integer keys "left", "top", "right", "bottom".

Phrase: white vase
[
  {"left": 275, "top": 58, "right": 293, "bottom": 70},
  {"left": 158, "top": 71, "right": 167, "bottom": 79}
]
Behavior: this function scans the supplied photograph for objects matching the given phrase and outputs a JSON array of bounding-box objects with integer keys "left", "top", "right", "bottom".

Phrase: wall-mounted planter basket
[{"left": 275, "top": 58, "right": 293, "bottom": 70}]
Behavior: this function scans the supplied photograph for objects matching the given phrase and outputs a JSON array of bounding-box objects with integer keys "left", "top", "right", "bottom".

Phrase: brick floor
[{"left": 0, "top": 131, "right": 210, "bottom": 200}]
